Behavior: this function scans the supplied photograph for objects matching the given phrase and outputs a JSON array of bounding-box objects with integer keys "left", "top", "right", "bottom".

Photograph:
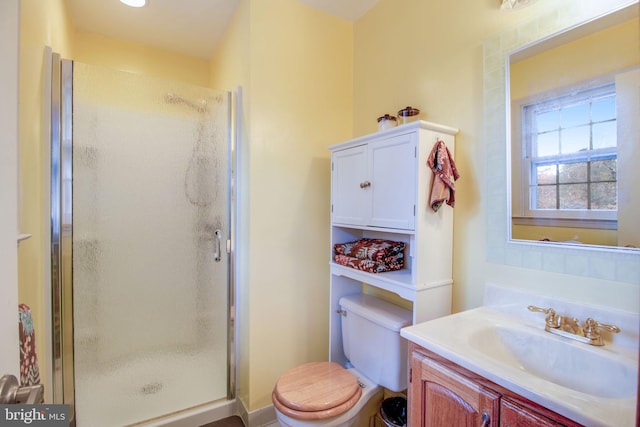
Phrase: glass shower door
[{"left": 67, "top": 61, "right": 231, "bottom": 426}]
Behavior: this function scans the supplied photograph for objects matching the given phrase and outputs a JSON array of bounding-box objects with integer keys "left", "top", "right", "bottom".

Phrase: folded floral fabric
[
  {"left": 19, "top": 304, "right": 40, "bottom": 386},
  {"left": 334, "top": 253, "right": 404, "bottom": 274},
  {"left": 334, "top": 238, "right": 405, "bottom": 262}
]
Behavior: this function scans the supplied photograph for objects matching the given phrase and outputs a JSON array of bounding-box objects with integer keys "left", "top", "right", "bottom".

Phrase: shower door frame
[{"left": 50, "top": 55, "right": 237, "bottom": 425}]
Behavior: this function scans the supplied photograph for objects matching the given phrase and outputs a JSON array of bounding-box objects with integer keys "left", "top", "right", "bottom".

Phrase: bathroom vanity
[
  {"left": 408, "top": 343, "right": 582, "bottom": 426},
  {"left": 328, "top": 120, "right": 458, "bottom": 366},
  {"left": 401, "top": 284, "right": 639, "bottom": 427}
]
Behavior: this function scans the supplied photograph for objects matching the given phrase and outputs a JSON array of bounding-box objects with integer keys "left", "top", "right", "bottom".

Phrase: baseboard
[{"left": 239, "top": 399, "right": 277, "bottom": 427}]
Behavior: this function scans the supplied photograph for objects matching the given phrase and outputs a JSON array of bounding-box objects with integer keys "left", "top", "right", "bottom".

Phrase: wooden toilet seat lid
[{"left": 273, "top": 361, "right": 361, "bottom": 414}]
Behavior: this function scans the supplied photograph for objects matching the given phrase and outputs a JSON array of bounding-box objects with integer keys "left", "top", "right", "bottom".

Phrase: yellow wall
[
  {"left": 210, "top": 0, "right": 353, "bottom": 411},
  {"left": 511, "top": 219, "right": 618, "bottom": 246},
  {"left": 353, "top": 0, "right": 640, "bottom": 314},
  {"left": 353, "top": 0, "right": 513, "bottom": 312},
  {"left": 73, "top": 31, "right": 210, "bottom": 87},
  {"left": 209, "top": 0, "right": 250, "bottom": 92},
  {"left": 510, "top": 18, "right": 639, "bottom": 100},
  {"left": 18, "top": 0, "right": 75, "bottom": 402},
  {"left": 249, "top": 0, "right": 352, "bottom": 409},
  {"left": 208, "top": 0, "right": 252, "bottom": 409},
  {"left": 512, "top": 224, "right": 618, "bottom": 246}
]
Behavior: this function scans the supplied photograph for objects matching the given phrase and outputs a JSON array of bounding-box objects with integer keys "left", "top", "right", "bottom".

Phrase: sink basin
[
  {"left": 401, "top": 289, "right": 640, "bottom": 427},
  {"left": 468, "top": 324, "right": 637, "bottom": 398}
]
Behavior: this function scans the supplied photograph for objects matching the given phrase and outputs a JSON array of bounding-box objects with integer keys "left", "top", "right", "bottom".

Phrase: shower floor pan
[{"left": 74, "top": 345, "right": 227, "bottom": 427}]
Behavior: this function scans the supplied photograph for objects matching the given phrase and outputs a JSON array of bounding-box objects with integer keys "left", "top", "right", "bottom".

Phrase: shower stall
[{"left": 50, "top": 55, "right": 235, "bottom": 426}]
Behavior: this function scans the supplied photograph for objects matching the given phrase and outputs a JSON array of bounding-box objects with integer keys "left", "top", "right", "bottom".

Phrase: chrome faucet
[{"left": 528, "top": 305, "right": 620, "bottom": 346}]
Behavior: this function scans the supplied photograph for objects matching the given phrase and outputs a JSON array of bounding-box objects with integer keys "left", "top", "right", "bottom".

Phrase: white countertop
[{"left": 401, "top": 298, "right": 639, "bottom": 427}]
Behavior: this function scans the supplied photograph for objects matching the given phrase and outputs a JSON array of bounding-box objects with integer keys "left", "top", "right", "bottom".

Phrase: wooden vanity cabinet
[
  {"left": 500, "top": 398, "right": 560, "bottom": 427},
  {"left": 409, "top": 348, "right": 500, "bottom": 426},
  {"left": 408, "top": 343, "right": 583, "bottom": 427}
]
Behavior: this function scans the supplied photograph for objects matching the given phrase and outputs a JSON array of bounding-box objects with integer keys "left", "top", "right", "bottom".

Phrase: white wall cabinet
[
  {"left": 328, "top": 121, "right": 458, "bottom": 366},
  {"left": 331, "top": 133, "right": 417, "bottom": 230}
]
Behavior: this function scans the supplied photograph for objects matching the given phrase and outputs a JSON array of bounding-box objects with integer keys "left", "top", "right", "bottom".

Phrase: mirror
[{"left": 508, "top": 4, "right": 639, "bottom": 249}]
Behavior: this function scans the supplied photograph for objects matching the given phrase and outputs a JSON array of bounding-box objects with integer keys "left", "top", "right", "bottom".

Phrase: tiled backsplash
[{"left": 484, "top": 283, "right": 640, "bottom": 350}]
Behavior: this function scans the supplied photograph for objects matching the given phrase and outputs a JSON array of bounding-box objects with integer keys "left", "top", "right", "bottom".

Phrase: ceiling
[{"left": 65, "top": 0, "right": 380, "bottom": 59}]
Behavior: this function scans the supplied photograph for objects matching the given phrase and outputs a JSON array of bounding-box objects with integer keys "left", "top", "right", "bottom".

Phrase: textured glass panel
[
  {"left": 559, "top": 184, "right": 588, "bottom": 209},
  {"left": 72, "top": 62, "right": 230, "bottom": 427}
]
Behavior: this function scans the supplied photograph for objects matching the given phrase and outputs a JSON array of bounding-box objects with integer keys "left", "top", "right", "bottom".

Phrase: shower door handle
[{"left": 214, "top": 229, "right": 222, "bottom": 262}]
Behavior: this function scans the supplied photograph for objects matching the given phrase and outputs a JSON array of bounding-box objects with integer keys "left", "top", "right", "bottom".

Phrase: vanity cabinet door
[
  {"left": 500, "top": 398, "right": 562, "bottom": 427},
  {"left": 410, "top": 351, "right": 500, "bottom": 427}
]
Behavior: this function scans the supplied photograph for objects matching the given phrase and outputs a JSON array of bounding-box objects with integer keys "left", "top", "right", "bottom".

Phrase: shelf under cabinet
[
  {"left": 330, "top": 262, "right": 449, "bottom": 302},
  {"left": 331, "top": 223, "right": 416, "bottom": 235}
]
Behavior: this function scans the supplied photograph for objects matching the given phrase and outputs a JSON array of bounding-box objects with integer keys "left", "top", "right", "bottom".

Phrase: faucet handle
[
  {"left": 583, "top": 318, "right": 621, "bottom": 339},
  {"left": 527, "top": 305, "right": 560, "bottom": 328}
]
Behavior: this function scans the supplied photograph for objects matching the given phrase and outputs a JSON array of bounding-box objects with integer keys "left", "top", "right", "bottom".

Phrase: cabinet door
[
  {"left": 500, "top": 398, "right": 561, "bottom": 427},
  {"left": 409, "top": 352, "right": 500, "bottom": 427},
  {"left": 331, "top": 145, "right": 368, "bottom": 226},
  {"left": 368, "top": 133, "right": 417, "bottom": 229}
]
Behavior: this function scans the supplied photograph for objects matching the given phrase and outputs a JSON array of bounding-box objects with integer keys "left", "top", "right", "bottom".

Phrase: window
[{"left": 513, "top": 83, "right": 618, "bottom": 227}]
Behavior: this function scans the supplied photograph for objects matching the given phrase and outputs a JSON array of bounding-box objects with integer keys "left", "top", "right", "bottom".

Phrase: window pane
[
  {"left": 591, "top": 159, "right": 616, "bottom": 182},
  {"left": 536, "top": 109, "right": 560, "bottom": 132},
  {"left": 590, "top": 182, "right": 617, "bottom": 210},
  {"left": 561, "top": 103, "right": 589, "bottom": 127},
  {"left": 592, "top": 121, "right": 617, "bottom": 149},
  {"left": 523, "top": 84, "right": 617, "bottom": 217},
  {"left": 559, "top": 162, "right": 587, "bottom": 183},
  {"left": 592, "top": 96, "right": 615, "bottom": 122},
  {"left": 536, "top": 164, "right": 556, "bottom": 185},
  {"left": 560, "top": 126, "right": 589, "bottom": 154},
  {"left": 536, "top": 131, "right": 559, "bottom": 156},
  {"left": 535, "top": 185, "right": 557, "bottom": 209},
  {"left": 559, "top": 184, "right": 588, "bottom": 209}
]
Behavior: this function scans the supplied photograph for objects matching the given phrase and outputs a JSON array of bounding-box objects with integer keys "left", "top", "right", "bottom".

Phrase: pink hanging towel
[
  {"left": 19, "top": 304, "right": 41, "bottom": 386},
  {"left": 427, "top": 139, "right": 460, "bottom": 212}
]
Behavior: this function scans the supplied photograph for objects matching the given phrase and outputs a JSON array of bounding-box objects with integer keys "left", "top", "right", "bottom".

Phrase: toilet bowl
[
  {"left": 273, "top": 365, "right": 382, "bottom": 427},
  {"left": 272, "top": 294, "right": 412, "bottom": 427}
]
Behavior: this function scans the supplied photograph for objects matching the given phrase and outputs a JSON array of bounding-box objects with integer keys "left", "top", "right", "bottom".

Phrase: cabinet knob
[
  {"left": 359, "top": 181, "right": 371, "bottom": 189},
  {"left": 480, "top": 412, "right": 490, "bottom": 427}
]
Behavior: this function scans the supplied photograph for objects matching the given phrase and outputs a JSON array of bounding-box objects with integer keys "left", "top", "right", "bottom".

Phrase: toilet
[{"left": 272, "top": 294, "right": 412, "bottom": 427}]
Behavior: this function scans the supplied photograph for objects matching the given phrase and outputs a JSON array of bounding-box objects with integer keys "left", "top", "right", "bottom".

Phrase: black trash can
[{"left": 379, "top": 396, "right": 407, "bottom": 427}]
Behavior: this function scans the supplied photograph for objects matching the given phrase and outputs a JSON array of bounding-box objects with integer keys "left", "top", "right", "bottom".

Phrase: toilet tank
[{"left": 339, "top": 294, "right": 412, "bottom": 392}]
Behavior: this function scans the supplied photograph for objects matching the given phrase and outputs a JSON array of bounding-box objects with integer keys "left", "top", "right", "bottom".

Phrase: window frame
[{"left": 511, "top": 78, "right": 618, "bottom": 229}]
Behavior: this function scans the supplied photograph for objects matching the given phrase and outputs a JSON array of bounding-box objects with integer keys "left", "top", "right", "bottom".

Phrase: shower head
[{"left": 165, "top": 92, "right": 208, "bottom": 113}]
